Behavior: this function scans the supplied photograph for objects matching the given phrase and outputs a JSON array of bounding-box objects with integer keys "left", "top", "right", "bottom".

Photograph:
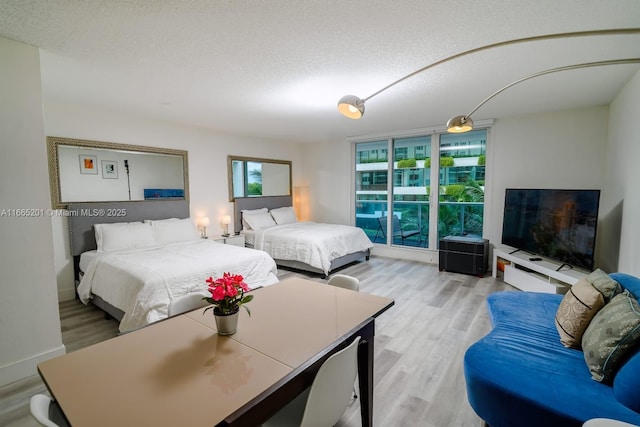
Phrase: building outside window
[
  {"left": 437, "top": 131, "right": 486, "bottom": 242},
  {"left": 354, "top": 129, "right": 487, "bottom": 249}
]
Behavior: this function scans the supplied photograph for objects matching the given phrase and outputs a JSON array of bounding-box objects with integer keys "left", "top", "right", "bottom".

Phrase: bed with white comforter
[
  {"left": 251, "top": 221, "right": 373, "bottom": 275},
  {"left": 78, "top": 239, "right": 278, "bottom": 332}
]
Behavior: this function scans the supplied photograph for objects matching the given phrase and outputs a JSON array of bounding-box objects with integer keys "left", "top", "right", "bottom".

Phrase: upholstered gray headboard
[
  {"left": 68, "top": 200, "right": 190, "bottom": 256},
  {"left": 233, "top": 195, "right": 293, "bottom": 232}
]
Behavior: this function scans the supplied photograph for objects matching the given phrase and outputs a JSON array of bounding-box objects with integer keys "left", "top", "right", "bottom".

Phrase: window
[
  {"left": 391, "top": 136, "right": 430, "bottom": 247},
  {"left": 355, "top": 141, "right": 389, "bottom": 239},
  {"left": 438, "top": 130, "right": 486, "bottom": 243},
  {"left": 354, "top": 129, "right": 487, "bottom": 249}
]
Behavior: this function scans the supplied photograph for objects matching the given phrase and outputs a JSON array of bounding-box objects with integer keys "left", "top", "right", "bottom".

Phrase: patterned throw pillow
[
  {"left": 555, "top": 278, "right": 605, "bottom": 348},
  {"left": 582, "top": 290, "right": 640, "bottom": 383},
  {"left": 588, "top": 268, "right": 622, "bottom": 302}
]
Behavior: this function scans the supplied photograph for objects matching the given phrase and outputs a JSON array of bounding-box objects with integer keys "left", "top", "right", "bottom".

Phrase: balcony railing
[
  {"left": 356, "top": 184, "right": 388, "bottom": 191},
  {"left": 355, "top": 200, "right": 484, "bottom": 247}
]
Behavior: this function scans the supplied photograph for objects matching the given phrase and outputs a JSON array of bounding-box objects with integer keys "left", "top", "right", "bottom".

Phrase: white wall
[
  {"left": 44, "top": 101, "right": 305, "bottom": 300},
  {"left": 602, "top": 69, "right": 640, "bottom": 276},
  {"left": 0, "top": 38, "right": 65, "bottom": 387},
  {"left": 302, "top": 140, "right": 352, "bottom": 225}
]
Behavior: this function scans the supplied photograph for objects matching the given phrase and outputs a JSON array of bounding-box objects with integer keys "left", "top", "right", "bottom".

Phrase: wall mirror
[
  {"left": 228, "top": 155, "right": 292, "bottom": 201},
  {"left": 47, "top": 137, "right": 189, "bottom": 209}
]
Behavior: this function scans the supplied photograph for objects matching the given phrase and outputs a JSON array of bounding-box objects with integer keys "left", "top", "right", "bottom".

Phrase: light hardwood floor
[{"left": 0, "top": 256, "right": 512, "bottom": 426}]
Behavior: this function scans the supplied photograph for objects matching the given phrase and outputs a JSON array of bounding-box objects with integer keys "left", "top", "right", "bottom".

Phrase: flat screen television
[{"left": 501, "top": 188, "right": 600, "bottom": 270}]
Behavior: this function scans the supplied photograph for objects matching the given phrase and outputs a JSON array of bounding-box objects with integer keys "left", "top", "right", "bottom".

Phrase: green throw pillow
[
  {"left": 582, "top": 290, "right": 640, "bottom": 382},
  {"left": 587, "top": 268, "right": 622, "bottom": 302}
]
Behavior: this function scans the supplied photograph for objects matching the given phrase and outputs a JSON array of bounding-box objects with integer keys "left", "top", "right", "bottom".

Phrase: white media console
[{"left": 492, "top": 246, "right": 588, "bottom": 294}]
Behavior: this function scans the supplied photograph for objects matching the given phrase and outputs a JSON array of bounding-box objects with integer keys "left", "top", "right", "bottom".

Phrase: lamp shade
[
  {"left": 221, "top": 215, "right": 231, "bottom": 225},
  {"left": 293, "top": 186, "right": 310, "bottom": 222},
  {"left": 446, "top": 115, "right": 474, "bottom": 133},
  {"left": 198, "top": 217, "right": 210, "bottom": 227},
  {"left": 337, "top": 95, "right": 365, "bottom": 119}
]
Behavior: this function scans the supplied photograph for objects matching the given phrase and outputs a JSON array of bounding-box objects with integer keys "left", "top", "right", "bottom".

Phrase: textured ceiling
[{"left": 1, "top": 0, "right": 640, "bottom": 143}]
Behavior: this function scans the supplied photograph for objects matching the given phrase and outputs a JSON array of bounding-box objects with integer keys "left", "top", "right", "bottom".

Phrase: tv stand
[
  {"left": 492, "top": 246, "right": 587, "bottom": 294},
  {"left": 555, "top": 262, "right": 573, "bottom": 272},
  {"left": 508, "top": 248, "right": 533, "bottom": 256}
]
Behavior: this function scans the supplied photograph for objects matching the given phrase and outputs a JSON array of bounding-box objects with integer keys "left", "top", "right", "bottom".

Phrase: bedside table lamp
[
  {"left": 198, "top": 217, "right": 210, "bottom": 239},
  {"left": 221, "top": 215, "right": 231, "bottom": 237}
]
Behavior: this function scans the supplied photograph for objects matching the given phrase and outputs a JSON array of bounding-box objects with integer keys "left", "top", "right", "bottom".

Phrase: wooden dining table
[{"left": 38, "top": 277, "right": 394, "bottom": 426}]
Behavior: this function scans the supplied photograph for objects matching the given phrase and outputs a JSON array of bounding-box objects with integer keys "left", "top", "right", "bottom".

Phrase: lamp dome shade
[
  {"left": 337, "top": 95, "right": 365, "bottom": 119},
  {"left": 446, "top": 115, "right": 474, "bottom": 133}
]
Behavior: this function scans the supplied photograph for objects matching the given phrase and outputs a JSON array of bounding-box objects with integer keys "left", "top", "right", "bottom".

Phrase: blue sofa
[{"left": 464, "top": 273, "right": 640, "bottom": 427}]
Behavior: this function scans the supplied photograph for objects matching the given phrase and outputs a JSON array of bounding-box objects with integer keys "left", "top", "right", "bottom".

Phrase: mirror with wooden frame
[
  {"left": 228, "top": 155, "right": 292, "bottom": 202},
  {"left": 47, "top": 137, "right": 189, "bottom": 209}
]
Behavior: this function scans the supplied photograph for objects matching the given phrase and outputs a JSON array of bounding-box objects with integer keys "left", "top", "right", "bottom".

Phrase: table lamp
[
  {"left": 221, "top": 215, "right": 231, "bottom": 237},
  {"left": 198, "top": 217, "right": 210, "bottom": 239}
]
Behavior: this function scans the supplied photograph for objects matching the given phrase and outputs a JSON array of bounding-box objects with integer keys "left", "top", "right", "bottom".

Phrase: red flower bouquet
[{"left": 203, "top": 272, "right": 254, "bottom": 316}]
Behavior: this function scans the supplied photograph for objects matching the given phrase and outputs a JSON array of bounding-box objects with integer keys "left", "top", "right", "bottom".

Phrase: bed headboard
[
  {"left": 68, "top": 200, "right": 190, "bottom": 256},
  {"left": 233, "top": 195, "right": 293, "bottom": 233}
]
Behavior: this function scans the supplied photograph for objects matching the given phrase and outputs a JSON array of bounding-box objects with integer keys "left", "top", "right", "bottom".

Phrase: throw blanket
[
  {"left": 78, "top": 240, "right": 278, "bottom": 332},
  {"left": 253, "top": 222, "right": 373, "bottom": 274}
]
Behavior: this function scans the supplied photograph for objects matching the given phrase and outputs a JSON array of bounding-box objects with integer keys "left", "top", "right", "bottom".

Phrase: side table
[{"left": 212, "top": 234, "right": 245, "bottom": 247}]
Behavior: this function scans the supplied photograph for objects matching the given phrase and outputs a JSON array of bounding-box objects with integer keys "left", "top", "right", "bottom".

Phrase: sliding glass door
[
  {"left": 391, "top": 136, "right": 431, "bottom": 247},
  {"left": 354, "top": 129, "right": 487, "bottom": 249},
  {"left": 437, "top": 130, "right": 487, "bottom": 243},
  {"left": 355, "top": 140, "right": 389, "bottom": 243}
]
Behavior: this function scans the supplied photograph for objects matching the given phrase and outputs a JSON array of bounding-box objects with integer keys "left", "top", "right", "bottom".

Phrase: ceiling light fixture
[
  {"left": 337, "top": 28, "right": 640, "bottom": 120},
  {"left": 446, "top": 58, "right": 640, "bottom": 133}
]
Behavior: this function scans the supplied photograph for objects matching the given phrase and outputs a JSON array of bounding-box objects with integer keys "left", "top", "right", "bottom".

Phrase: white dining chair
[
  {"left": 30, "top": 394, "right": 69, "bottom": 427},
  {"left": 262, "top": 336, "right": 361, "bottom": 427},
  {"left": 167, "top": 292, "right": 209, "bottom": 317},
  {"left": 327, "top": 273, "right": 361, "bottom": 399},
  {"left": 583, "top": 419, "right": 639, "bottom": 427},
  {"left": 327, "top": 274, "right": 360, "bottom": 291}
]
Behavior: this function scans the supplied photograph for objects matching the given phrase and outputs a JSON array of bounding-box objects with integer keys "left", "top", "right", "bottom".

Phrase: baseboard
[
  {"left": 371, "top": 245, "right": 438, "bottom": 264},
  {"left": 0, "top": 344, "right": 66, "bottom": 387},
  {"left": 58, "top": 286, "right": 76, "bottom": 302}
]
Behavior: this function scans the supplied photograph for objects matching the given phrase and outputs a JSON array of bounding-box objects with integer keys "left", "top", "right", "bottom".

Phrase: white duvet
[
  {"left": 78, "top": 240, "right": 278, "bottom": 332},
  {"left": 253, "top": 222, "right": 373, "bottom": 275}
]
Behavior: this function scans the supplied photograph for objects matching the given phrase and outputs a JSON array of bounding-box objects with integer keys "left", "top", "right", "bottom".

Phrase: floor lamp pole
[{"left": 124, "top": 159, "right": 131, "bottom": 201}]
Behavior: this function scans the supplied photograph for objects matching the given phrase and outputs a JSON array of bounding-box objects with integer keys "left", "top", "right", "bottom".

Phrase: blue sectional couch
[{"left": 464, "top": 273, "right": 640, "bottom": 427}]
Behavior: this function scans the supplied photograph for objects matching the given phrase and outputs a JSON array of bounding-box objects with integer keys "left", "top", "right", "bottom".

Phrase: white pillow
[
  {"left": 143, "top": 218, "right": 178, "bottom": 224},
  {"left": 241, "top": 208, "right": 268, "bottom": 230},
  {"left": 149, "top": 218, "right": 200, "bottom": 244},
  {"left": 270, "top": 206, "right": 297, "bottom": 225},
  {"left": 95, "top": 221, "right": 155, "bottom": 252},
  {"left": 241, "top": 208, "right": 268, "bottom": 214},
  {"left": 243, "top": 211, "right": 277, "bottom": 230}
]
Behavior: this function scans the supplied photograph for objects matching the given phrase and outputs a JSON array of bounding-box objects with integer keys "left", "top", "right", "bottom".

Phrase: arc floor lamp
[
  {"left": 446, "top": 58, "right": 640, "bottom": 133},
  {"left": 337, "top": 28, "right": 640, "bottom": 132}
]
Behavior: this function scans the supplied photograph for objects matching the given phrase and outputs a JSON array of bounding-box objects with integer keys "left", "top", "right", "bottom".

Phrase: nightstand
[{"left": 212, "top": 234, "right": 245, "bottom": 247}]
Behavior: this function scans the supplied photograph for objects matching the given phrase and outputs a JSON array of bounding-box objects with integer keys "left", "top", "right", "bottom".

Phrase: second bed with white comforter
[{"left": 251, "top": 221, "right": 373, "bottom": 275}]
